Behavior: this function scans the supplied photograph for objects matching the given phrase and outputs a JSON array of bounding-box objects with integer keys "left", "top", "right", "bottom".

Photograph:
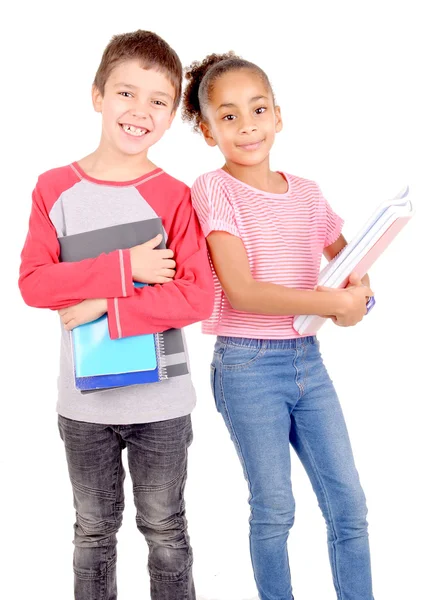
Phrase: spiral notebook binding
[{"left": 154, "top": 332, "right": 168, "bottom": 380}]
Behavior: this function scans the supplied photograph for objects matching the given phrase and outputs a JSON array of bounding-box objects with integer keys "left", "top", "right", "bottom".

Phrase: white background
[{"left": 1, "top": 1, "right": 434, "bottom": 599}]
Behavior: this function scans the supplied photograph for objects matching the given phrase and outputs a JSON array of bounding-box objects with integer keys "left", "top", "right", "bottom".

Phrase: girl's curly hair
[{"left": 182, "top": 51, "right": 273, "bottom": 132}]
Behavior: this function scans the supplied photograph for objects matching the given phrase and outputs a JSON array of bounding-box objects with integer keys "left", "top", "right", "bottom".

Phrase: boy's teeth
[{"left": 121, "top": 124, "right": 146, "bottom": 136}]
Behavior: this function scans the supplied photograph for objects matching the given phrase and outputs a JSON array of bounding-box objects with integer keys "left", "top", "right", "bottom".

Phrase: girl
[{"left": 182, "top": 52, "right": 375, "bottom": 600}]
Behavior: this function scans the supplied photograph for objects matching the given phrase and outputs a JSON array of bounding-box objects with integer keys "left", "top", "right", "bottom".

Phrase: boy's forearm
[
  {"left": 107, "top": 273, "right": 214, "bottom": 338},
  {"left": 19, "top": 249, "right": 134, "bottom": 310},
  {"left": 106, "top": 234, "right": 214, "bottom": 339}
]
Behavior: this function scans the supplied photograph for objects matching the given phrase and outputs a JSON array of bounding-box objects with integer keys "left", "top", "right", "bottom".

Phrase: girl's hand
[
  {"left": 317, "top": 272, "right": 373, "bottom": 327},
  {"left": 58, "top": 298, "right": 108, "bottom": 331}
]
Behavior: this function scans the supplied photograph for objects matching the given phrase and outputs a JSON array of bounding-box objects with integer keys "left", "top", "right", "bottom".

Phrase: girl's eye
[
  {"left": 119, "top": 92, "right": 132, "bottom": 98},
  {"left": 153, "top": 100, "right": 167, "bottom": 107},
  {"left": 255, "top": 107, "right": 266, "bottom": 114},
  {"left": 223, "top": 114, "right": 236, "bottom": 121}
]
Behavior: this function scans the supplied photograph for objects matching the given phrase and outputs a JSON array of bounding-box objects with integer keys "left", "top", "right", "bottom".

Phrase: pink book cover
[{"left": 293, "top": 214, "right": 413, "bottom": 335}]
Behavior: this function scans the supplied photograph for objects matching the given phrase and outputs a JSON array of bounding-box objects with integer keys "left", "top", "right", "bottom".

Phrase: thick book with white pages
[{"left": 293, "top": 187, "right": 414, "bottom": 335}]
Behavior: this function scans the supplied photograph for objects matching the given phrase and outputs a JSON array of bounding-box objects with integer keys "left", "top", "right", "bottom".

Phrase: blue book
[{"left": 58, "top": 219, "right": 189, "bottom": 393}]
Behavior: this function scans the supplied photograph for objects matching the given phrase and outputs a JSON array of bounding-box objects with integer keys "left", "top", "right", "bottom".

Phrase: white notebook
[{"left": 293, "top": 187, "right": 414, "bottom": 335}]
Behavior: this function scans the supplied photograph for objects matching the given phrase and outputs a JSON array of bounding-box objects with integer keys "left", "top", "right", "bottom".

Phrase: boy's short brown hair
[{"left": 93, "top": 30, "right": 182, "bottom": 110}]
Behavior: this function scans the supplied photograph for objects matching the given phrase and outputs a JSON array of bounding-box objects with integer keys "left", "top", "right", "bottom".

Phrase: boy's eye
[
  {"left": 153, "top": 100, "right": 167, "bottom": 107},
  {"left": 119, "top": 91, "right": 133, "bottom": 98},
  {"left": 255, "top": 107, "right": 267, "bottom": 114},
  {"left": 223, "top": 114, "right": 236, "bottom": 121}
]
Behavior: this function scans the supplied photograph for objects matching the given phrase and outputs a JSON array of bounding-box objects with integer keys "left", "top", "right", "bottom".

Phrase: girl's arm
[{"left": 207, "top": 231, "right": 371, "bottom": 324}]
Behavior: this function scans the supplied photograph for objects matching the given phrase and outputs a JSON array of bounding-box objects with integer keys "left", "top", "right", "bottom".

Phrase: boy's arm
[
  {"left": 19, "top": 182, "right": 134, "bottom": 310},
  {"left": 106, "top": 188, "right": 214, "bottom": 339}
]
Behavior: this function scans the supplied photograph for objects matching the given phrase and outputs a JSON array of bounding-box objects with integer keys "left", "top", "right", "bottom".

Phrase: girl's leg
[
  {"left": 289, "top": 339, "right": 374, "bottom": 600},
  {"left": 212, "top": 338, "right": 298, "bottom": 600}
]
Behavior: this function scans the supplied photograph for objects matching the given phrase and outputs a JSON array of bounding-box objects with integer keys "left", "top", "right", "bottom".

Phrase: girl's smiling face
[{"left": 200, "top": 69, "right": 282, "bottom": 168}]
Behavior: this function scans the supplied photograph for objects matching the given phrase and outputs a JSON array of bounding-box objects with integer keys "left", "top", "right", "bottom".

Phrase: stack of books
[
  {"left": 293, "top": 186, "right": 414, "bottom": 335},
  {"left": 59, "top": 218, "right": 188, "bottom": 393}
]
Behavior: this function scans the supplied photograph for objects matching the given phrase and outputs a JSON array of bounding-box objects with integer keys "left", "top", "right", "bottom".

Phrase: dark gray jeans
[{"left": 58, "top": 414, "right": 195, "bottom": 600}]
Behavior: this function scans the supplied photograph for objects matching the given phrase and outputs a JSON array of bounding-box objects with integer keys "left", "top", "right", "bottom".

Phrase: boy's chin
[{"left": 114, "top": 143, "right": 152, "bottom": 157}]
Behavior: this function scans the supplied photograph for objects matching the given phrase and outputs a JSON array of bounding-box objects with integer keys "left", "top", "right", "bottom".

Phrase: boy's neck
[
  {"left": 222, "top": 158, "right": 287, "bottom": 194},
  {"left": 77, "top": 147, "right": 158, "bottom": 182}
]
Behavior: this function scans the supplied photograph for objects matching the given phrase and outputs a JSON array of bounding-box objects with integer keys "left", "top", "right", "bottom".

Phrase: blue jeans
[
  {"left": 58, "top": 414, "right": 195, "bottom": 600},
  {"left": 211, "top": 336, "right": 374, "bottom": 600}
]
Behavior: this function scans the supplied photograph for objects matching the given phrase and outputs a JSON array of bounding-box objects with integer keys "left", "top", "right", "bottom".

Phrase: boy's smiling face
[{"left": 92, "top": 59, "right": 176, "bottom": 157}]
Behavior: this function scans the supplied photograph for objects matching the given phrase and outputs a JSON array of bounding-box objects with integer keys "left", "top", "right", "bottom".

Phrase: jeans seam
[
  {"left": 301, "top": 341, "right": 309, "bottom": 395},
  {"left": 217, "top": 355, "right": 253, "bottom": 497},
  {"left": 217, "top": 356, "right": 263, "bottom": 592},
  {"left": 293, "top": 346, "right": 304, "bottom": 399},
  {"left": 133, "top": 470, "right": 185, "bottom": 494},
  {"left": 294, "top": 424, "right": 343, "bottom": 599}
]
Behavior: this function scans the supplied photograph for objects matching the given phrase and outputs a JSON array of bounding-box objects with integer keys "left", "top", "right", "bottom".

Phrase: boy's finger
[{"left": 143, "top": 234, "right": 163, "bottom": 248}]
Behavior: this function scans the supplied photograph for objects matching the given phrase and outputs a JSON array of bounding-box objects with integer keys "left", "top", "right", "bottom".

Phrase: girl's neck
[{"left": 222, "top": 158, "right": 287, "bottom": 194}]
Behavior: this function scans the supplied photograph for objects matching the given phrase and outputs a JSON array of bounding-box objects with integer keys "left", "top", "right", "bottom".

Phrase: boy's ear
[
  {"left": 92, "top": 85, "right": 103, "bottom": 113},
  {"left": 274, "top": 105, "right": 283, "bottom": 133},
  {"left": 199, "top": 121, "right": 217, "bottom": 147}
]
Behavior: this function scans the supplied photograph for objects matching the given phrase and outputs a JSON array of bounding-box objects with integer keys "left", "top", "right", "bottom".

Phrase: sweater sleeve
[
  {"left": 106, "top": 186, "right": 214, "bottom": 339},
  {"left": 18, "top": 181, "right": 134, "bottom": 310}
]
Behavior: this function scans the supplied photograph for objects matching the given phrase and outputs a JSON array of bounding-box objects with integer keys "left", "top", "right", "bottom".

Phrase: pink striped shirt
[{"left": 191, "top": 168, "right": 344, "bottom": 339}]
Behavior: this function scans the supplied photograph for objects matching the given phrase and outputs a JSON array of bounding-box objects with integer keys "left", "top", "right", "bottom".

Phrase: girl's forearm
[{"left": 228, "top": 280, "right": 346, "bottom": 317}]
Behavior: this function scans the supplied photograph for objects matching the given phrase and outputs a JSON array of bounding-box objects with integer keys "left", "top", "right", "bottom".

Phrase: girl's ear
[
  {"left": 92, "top": 85, "right": 103, "bottom": 113},
  {"left": 200, "top": 121, "right": 217, "bottom": 147},
  {"left": 274, "top": 105, "right": 283, "bottom": 133}
]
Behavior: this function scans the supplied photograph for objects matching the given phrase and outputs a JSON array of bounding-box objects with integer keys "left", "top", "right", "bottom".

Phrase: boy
[{"left": 18, "top": 30, "right": 213, "bottom": 600}]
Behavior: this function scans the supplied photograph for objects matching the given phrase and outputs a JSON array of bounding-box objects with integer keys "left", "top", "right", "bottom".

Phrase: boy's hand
[
  {"left": 58, "top": 299, "right": 108, "bottom": 331},
  {"left": 317, "top": 272, "right": 373, "bottom": 327},
  {"left": 130, "top": 234, "right": 176, "bottom": 284}
]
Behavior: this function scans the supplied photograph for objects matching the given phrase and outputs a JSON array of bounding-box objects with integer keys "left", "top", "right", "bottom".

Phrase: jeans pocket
[
  {"left": 221, "top": 343, "right": 266, "bottom": 370},
  {"left": 210, "top": 363, "right": 220, "bottom": 412},
  {"left": 210, "top": 363, "right": 216, "bottom": 393}
]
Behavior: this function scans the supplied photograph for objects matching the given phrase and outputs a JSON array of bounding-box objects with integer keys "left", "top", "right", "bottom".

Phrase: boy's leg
[
  {"left": 289, "top": 340, "right": 374, "bottom": 600},
  {"left": 58, "top": 416, "right": 125, "bottom": 600},
  {"left": 124, "top": 415, "right": 195, "bottom": 600}
]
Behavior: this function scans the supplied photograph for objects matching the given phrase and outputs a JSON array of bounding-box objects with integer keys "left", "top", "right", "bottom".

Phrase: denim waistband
[{"left": 216, "top": 336, "right": 317, "bottom": 350}]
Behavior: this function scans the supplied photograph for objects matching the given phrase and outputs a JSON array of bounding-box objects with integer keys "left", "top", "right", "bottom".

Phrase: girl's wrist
[{"left": 317, "top": 289, "right": 349, "bottom": 318}]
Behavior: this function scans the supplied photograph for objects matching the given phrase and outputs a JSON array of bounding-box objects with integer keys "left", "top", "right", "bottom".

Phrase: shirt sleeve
[
  {"left": 321, "top": 188, "right": 344, "bottom": 248},
  {"left": 18, "top": 180, "right": 134, "bottom": 310},
  {"left": 106, "top": 186, "right": 214, "bottom": 339},
  {"left": 191, "top": 174, "right": 240, "bottom": 238}
]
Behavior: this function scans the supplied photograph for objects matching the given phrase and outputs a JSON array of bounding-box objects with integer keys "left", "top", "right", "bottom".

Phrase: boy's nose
[{"left": 130, "top": 106, "right": 150, "bottom": 119}]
